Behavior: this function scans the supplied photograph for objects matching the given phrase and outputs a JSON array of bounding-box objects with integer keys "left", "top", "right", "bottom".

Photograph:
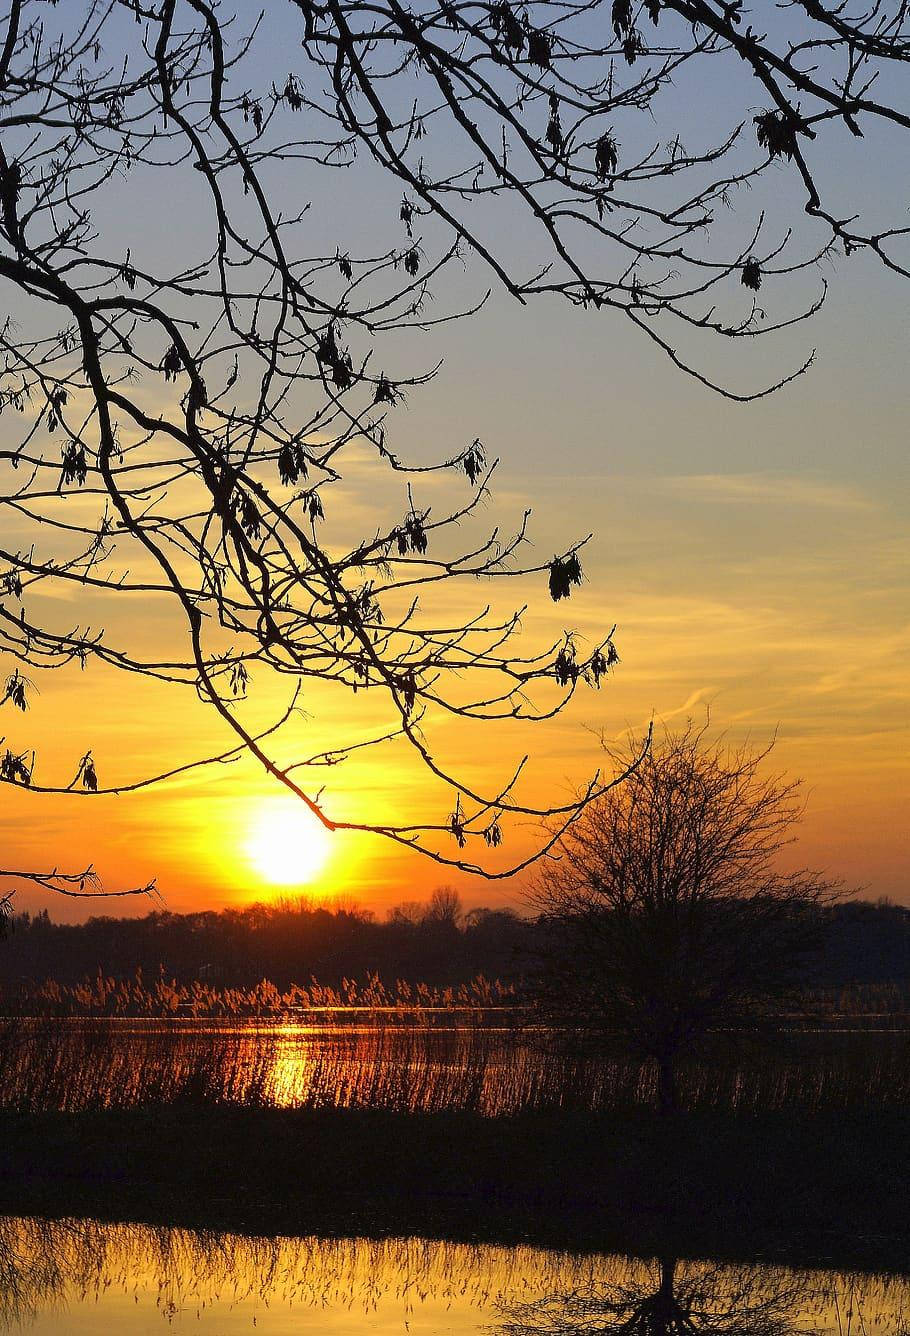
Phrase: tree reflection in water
[
  {"left": 492, "top": 1255, "right": 910, "bottom": 1336},
  {"left": 0, "top": 1218, "right": 905, "bottom": 1334}
]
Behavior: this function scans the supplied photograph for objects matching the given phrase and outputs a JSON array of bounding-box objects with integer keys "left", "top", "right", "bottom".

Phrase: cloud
[{"left": 658, "top": 473, "right": 877, "bottom": 511}]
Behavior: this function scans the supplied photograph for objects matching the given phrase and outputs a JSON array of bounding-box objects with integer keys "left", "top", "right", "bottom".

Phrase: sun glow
[{"left": 245, "top": 797, "right": 333, "bottom": 888}]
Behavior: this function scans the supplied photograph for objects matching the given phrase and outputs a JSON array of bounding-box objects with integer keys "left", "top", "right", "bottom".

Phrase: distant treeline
[
  {"left": 0, "top": 889, "right": 533, "bottom": 994},
  {"left": 0, "top": 892, "right": 908, "bottom": 1009}
]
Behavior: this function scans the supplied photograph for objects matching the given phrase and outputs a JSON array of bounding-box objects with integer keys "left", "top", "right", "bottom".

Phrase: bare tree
[
  {"left": 1, "top": 0, "right": 907, "bottom": 895},
  {"left": 531, "top": 723, "right": 840, "bottom": 1111},
  {"left": 422, "top": 883, "right": 464, "bottom": 924},
  {"left": 495, "top": 1255, "right": 814, "bottom": 1336}
]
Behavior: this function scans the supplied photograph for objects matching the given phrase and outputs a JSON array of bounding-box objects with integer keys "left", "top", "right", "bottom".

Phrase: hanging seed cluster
[
  {"left": 374, "top": 374, "right": 400, "bottom": 405},
  {"left": 1, "top": 749, "right": 31, "bottom": 785},
  {"left": 741, "top": 258, "right": 762, "bottom": 290},
  {"left": 277, "top": 442, "right": 309, "bottom": 486},
  {"left": 301, "top": 490, "right": 325, "bottom": 523},
  {"left": 754, "top": 110, "right": 801, "bottom": 160},
  {"left": 586, "top": 640, "right": 619, "bottom": 687},
  {"left": 611, "top": 0, "right": 647, "bottom": 64},
  {"left": 548, "top": 552, "right": 582, "bottom": 601},
  {"left": 462, "top": 439, "right": 485, "bottom": 485},
  {"left": 3, "top": 671, "right": 29, "bottom": 711},
  {"left": 46, "top": 387, "right": 67, "bottom": 432},
  {"left": 79, "top": 752, "right": 98, "bottom": 791},
  {"left": 316, "top": 323, "right": 354, "bottom": 389},
  {"left": 160, "top": 344, "right": 182, "bottom": 381},
  {"left": 60, "top": 442, "right": 87, "bottom": 487}
]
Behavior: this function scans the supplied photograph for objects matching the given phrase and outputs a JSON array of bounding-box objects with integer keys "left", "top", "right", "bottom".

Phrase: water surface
[
  {"left": 1, "top": 1018, "right": 908, "bottom": 1114},
  {"left": 1, "top": 1218, "right": 907, "bottom": 1334}
]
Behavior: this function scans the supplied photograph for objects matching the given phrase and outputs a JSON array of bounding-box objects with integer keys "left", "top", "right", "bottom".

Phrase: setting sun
[{"left": 245, "top": 798, "right": 333, "bottom": 888}]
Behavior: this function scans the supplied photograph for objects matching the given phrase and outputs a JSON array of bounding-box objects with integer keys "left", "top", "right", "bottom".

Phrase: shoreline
[{"left": 0, "top": 1105, "right": 906, "bottom": 1275}]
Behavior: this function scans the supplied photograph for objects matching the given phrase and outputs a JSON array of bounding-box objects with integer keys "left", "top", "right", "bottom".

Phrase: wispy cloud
[{"left": 658, "top": 473, "right": 877, "bottom": 511}]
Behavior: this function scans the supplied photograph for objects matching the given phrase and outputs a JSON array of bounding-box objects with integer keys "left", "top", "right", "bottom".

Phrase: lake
[
  {"left": 1, "top": 1217, "right": 908, "bottom": 1334},
  {"left": 1, "top": 1017, "right": 908, "bottom": 1114}
]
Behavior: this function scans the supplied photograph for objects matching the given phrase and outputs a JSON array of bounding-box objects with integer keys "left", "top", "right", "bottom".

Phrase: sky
[{"left": 0, "top": 4, "right": 907, "bottom": 920}]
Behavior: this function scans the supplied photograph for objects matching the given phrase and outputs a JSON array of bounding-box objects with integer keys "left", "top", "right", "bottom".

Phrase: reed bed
[
  {"left": 3, "top": 970, "right": 516, "bottom": 1018},
  {"left": 0, "top": 1018, "right": 909, "bottom": 1116}
]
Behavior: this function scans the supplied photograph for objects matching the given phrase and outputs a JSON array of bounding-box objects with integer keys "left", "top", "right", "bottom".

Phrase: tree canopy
[{"left": 532, "top": 724, "right": 841, "bottom": 1107}]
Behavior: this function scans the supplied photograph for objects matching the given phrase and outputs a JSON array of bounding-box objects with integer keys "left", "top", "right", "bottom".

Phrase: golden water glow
[
  {"left": 1, "top": 1215, "right": 907, "bottom": 1334},
  {"left": 244, "top": 797, "right": 332, "bottom": 888}
]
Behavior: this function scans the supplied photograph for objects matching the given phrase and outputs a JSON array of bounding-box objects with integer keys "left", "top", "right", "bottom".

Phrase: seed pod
[
  {"left": 374, "top": 374, "right": 399, "bottom": 405},
  {"left": 484, "top": 819, "right": 503, "bottom": 847},
  {"left": 545, "top": 92, "right": 563, "bottom": 154},
  {"left": 284, "top": 75, "right": 303, "bottom": 111},
  {"left": 61, "top": 443, "right": 88, "bottom": 487},
  {"left": 5, "top": 672, "right": 27, "bottom": 710},
  {"left": 405, "top": 511, "right": 428, "bottom": 554},
  {"left": 238, "top": 494, "right": 261, "bottom": 540},
  {"left": 230, "top": 663, "right": 249, "bottom": 697},
  {"left": 754, "top": 110, "right": 799, "bottom": 160},
  {"left": 160, "top": 344, "right": 182, "bottom": 381},
  {"left": 303, "top": 491, "right": 324, "bottom": 522},
  {"left": 622, "top": 29, "right": 642, "bottom": 64},
  {"left": 554, "top": 645, "right": 579, "bottom": 686},
  {"left": 548, "top": 553, "right": 583, "bottom": 600},
  {"left": 595, "top": 133, "right": 619, "bottom": 179},
  {"left": 490, "top": 2, "right": 524, "bottom": 51},
  {"left": 462, "top": 439, "right": 486, "bottom": 485},
  {"left": 316, "top": 325, "right": 340, "bottom": 365},
  {"left": 449, "top": 796, "right": 467, "bottom": 848},
  {"left": 278, "top": 442, "right": 300, "bottom": 485},
  {"left": 742, "top": 258, "right": 762, "bottom": 290},
  {"left": 293, "top": 444, "right": 309, "bottom": 479},
  {"left": 401, "top": 670, "right": 417, "bottom": 715},
  {"left": 331, "top": 354, "right": 353, "bottom": 390},
  {"left": 526, "top": 27, "right": 551, "bottom": 69},
  {"left": 612, "top": 0, "right": 632, "bottom": 36}
]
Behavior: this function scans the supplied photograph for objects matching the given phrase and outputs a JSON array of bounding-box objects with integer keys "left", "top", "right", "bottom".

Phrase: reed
[
  {"left": 0, "top": 1018, "right": 908, "bottom": 1116},
  {"left": 0, "top": 970, "right": 517, "bottom": 1018}
]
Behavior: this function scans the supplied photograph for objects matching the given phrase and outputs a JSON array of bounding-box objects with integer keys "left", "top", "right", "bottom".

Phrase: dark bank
[{"left": 2, "top": 1104, "right": 907, "bottom": 1276}]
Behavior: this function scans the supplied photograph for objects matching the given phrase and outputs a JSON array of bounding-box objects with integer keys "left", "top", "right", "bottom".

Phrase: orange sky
[
  {"left": 1, "top": 95, "right": 907, "bottom": 920},
  {"left": 2, "top": 276, "right": 907, "bottom": 920}
]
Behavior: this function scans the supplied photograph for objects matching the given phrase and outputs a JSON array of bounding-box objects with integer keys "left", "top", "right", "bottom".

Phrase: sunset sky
[
  {"left": 1, "top": 10, "right": 907, "bottom": 921},
  {"left": 6, "top": 248, "right": 906, "bottom": 920}
]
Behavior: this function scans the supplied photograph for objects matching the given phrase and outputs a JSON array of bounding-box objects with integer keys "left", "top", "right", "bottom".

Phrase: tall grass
[
  {"left": 3, "top": 969, "right": 517, "bottom": 1018},
  {"left": 1, "top": 1019, "right": 909, "bottom": 1116}
]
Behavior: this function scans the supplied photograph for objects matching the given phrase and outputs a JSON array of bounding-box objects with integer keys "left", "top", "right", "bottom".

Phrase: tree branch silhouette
[{"left": 1, "top": 0, "right": 906, "bottom": 885}]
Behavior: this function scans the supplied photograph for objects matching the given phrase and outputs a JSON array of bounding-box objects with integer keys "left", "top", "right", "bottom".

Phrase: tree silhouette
[
  {"left": 1, "top": 0, "right": 908, "bottom": 893},
  {"left": 0, "top": 0, "right": 637, "bottom": 897},
  {"left": 494, "top": 1255, "right": 819, "bottom": 1336},
  {"left": 283, "top": 0, "right": 910, "bottom": 399},
  {"left": 531, "top": 723, "right": 840, "bottom": 1111}
]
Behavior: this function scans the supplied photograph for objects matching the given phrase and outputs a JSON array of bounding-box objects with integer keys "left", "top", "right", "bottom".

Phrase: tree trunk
[{"left": 657, "top": 1050, "right": 679, "bottom": 1115}]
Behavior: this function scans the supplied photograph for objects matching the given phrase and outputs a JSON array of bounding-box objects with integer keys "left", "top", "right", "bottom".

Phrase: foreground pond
[{"left": 0, "top": 1218, "right": 908, "bottom": 1334}]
